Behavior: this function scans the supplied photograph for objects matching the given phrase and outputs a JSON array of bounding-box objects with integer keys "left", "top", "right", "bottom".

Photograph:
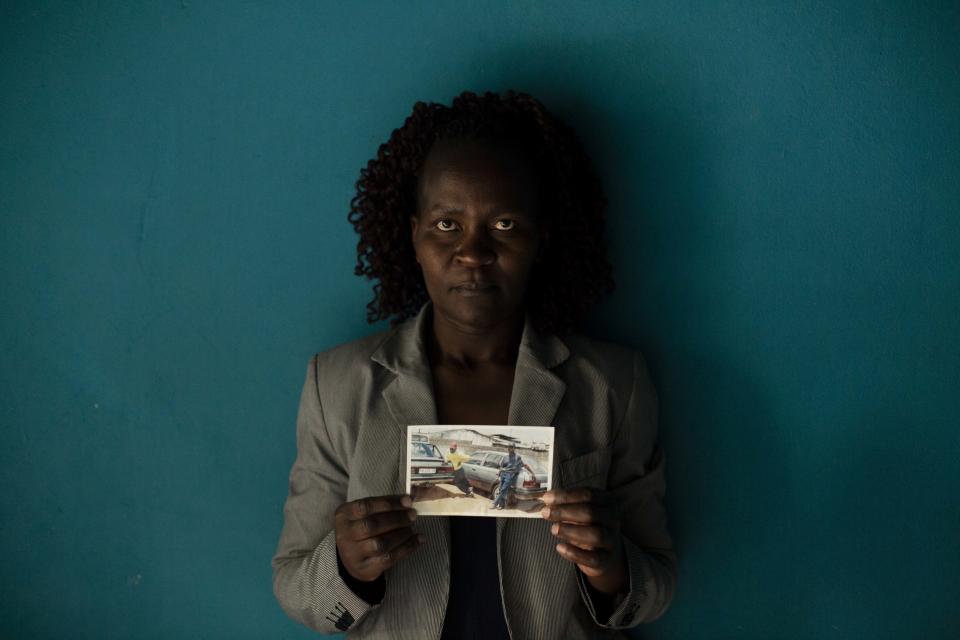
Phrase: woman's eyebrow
[
  {"left": 428, "top": 204, "right": 463, "bottom": 214},
  {"left": 427, "top": 203, "right": 534, "bottom": 217}
]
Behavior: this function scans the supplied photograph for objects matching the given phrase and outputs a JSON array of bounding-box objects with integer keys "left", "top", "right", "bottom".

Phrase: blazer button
[{"left": 327, "top": 602, "right": 355, "bottom": 631}]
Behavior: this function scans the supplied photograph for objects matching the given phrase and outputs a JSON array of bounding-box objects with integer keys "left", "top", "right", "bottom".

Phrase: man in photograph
[
  {"left": 492, "top": 444, "right": 535, "bottom": 510},
  {"left": 445, "top": 442, "right": 473, "bottom": 496}
]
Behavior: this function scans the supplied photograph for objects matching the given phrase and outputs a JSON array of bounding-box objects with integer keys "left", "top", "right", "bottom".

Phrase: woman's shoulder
[
  {"left": 559, "top": 331, "right": 650, "bottom": 382},
  {"left": 557, "top": 332, "right": 659, "bottom": 430},
  {"left": 308, "top": 324, "right": 399, "bottom": 376}
]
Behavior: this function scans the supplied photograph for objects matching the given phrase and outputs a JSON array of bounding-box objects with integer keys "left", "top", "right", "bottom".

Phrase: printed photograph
[{"left": 406, "top": 425, "right": 554, "bottom": 518}]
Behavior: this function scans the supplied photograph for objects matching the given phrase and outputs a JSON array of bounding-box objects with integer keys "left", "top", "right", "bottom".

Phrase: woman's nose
[{"left": 455, "top": 230, "right": 496, "bottom": 266}]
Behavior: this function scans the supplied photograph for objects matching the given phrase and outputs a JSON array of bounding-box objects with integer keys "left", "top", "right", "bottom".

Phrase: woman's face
[{"left": 410, "top": 138, "right": 544, "bottom": 333}]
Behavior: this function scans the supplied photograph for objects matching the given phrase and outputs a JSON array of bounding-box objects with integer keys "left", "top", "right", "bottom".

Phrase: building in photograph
[
  {"left": 410, "top": 427, "right": 551, "bottom": 456},
  {"left": 432, "top": 428, "right": 496, "bottom": 447}
]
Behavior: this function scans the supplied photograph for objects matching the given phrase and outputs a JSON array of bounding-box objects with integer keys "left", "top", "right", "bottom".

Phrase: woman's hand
[
  {"left": 334, "top": 494, "right": 424, "bottom": 582},
  {"left": 541, "top": 488, "right": 628, "bottom": 595}
]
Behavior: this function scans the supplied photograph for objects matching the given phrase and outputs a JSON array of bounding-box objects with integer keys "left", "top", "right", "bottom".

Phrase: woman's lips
[{"left": 452, "top": 283, "right": 497, "bottom": 296}]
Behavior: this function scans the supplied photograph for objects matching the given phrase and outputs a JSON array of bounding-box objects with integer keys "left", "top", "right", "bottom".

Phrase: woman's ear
[
  {"left": 536, "top": 225, "right": 550, "bottom": 262},
  {"left": 409, "top": 215, "right": 420, "bottom": 264}
]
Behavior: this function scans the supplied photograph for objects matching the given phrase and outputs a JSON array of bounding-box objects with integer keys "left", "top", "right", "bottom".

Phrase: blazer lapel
[
  {"left": 371, "top": 302, "right": 439, "bottom": 494},
  {"left": 506, "top": 315, "right": 569, "bottom": 426},
  {"left": 497, "top": 309, "right": 569, "bottom": 547},
  {"left": 371, "top": 300, "right": 571, "bottom": 434},
  {"left": 372, "top": 300, "right": 570, "bottom": 437},
  {"left": 369, "top": 299, "right": 442, "bottom": 490},
  {"left": 497, "top": 313, "right": 571, "bottom": 639},
  {"left": 370, "top": 302, "right": 449, "bottom": 635}
]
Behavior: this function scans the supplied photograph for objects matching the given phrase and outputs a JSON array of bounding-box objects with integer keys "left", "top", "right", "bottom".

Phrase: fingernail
[
  {"left": 540, "top": 507, "right": 551, "bottom": 519},
  {"left": 408, "top": 509, "right": 417, "bottom": 521},
  {"left": 542, "top": 492, "right": 554, "bottom": 505},
  {"left": 551, "top": 523, "right": 559, "bottom": 536},
  {"left": 401, "top": 495, "right": 412, "bottom": 508},
  {"left": 555, "top": 543, "right": 564, "bottom": 553}
]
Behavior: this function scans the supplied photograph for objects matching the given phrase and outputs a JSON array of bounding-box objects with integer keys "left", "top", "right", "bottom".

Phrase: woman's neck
[{"left": 426, "top": 305, "right": 525, "bottom": 371}]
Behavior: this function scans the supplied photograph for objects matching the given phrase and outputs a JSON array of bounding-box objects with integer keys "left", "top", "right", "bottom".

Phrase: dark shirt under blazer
[{"left": 272, "top": 300, "right": 677, "bottom": 638}]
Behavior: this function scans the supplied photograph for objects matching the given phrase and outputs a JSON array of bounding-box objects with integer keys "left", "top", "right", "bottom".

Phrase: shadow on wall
[{"left": 460, "top": 38, "right": 798, "bottom": 636}]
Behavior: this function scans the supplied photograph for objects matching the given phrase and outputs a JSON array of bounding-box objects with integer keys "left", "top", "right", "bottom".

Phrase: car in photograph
[
  {"left": 409, "top": 441, "right": 455, "bottom": 485},
  {"left": 460, "top": 450, "right": 549, "bottom": 502}
]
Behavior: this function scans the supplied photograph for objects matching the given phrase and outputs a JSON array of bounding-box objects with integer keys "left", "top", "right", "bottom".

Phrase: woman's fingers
[
  {"left": 550, "top": 521, "right": 614, "bottom": 551},
  {"left": 542, "top": 488, "right": 614, "bottom": 507},
  {"left": 335, "top": 494, "right": 418, "bottom": 542},
  {"left": 335, "top": 494, "right": 423, "bottom": 582},
  {"left": 542, "top": 488, "right": 625, "bottom": 580},
  {"left": 540, "top": 501, "right": 616, "bottom": 526},
  {"left": 361, "top": 525, "right": 419, "bottom": 556},
  {"left": 340, "top": 527, "right": 423, "bottom": 581},
  {"left": 554, "top": 541, "right": 611, "bottom": 576},
  {"left": 335, "top": 494, "right": 412, "bottom": 523},
  {"left": 365, "top": 531, "right": 424, "bottom": 572},
  {"left": 541, "top": 488, "right": 618, "bottom": 525},
  {"left": 346, "top": 508, "right": 417, "bottom": 541}
]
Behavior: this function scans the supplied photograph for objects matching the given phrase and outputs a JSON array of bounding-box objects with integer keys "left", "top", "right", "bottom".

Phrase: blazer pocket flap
[{"left": 559, "top": 448, "right": 611, "bottom": 489}]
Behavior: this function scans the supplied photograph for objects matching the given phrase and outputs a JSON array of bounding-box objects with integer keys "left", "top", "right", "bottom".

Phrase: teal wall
[{"left": 2, "top": 2, "right": 957, "bottom": 638}]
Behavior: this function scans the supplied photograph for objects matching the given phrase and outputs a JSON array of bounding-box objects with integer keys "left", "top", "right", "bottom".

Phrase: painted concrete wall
[{"left": 2, "top": 2, "right": 958, "bottom": 638}]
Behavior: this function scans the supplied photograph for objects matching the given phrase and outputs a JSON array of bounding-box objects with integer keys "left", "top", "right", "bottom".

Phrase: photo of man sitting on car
[{"left": 492, "top": 444, "right": 536, "bottom": 510}]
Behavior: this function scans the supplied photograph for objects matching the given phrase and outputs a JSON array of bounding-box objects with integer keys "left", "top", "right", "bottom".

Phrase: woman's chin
[{"left": 436, "top": 298, "right": 520, "bottom": 332}]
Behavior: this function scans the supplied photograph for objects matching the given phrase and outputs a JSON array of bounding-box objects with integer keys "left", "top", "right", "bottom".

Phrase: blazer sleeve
[
  {"left": 271, "top": 354, "right": 376, "bottom": 634},
  {"left": 575, "top": 349, "right": 678, "bottom": 628}
]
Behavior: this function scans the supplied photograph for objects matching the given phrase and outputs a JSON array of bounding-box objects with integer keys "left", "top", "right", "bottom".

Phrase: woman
[{"left": 272, "top": 90, "right": 676, "bottom": 638}]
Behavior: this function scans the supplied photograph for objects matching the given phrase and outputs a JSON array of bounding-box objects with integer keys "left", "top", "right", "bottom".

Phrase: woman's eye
[
  {"left": 494, "top": 219, "right": 515, "bottom": 231},
  {"left": 435, "top": 219, "right": 457, "bottom": 231}
]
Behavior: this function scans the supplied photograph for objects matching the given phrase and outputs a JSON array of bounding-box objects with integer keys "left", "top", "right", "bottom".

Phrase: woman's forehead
[
  {"left": 424, "top": 136, "right": 534, "bottom": 172},
  {"left": 418, "top": 138, "right": 539, "bottom": 210}
]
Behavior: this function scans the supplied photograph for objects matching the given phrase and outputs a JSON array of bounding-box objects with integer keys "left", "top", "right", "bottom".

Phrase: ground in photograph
[{"left": 410, "top": 482, "right": 545, "bottom": 517}]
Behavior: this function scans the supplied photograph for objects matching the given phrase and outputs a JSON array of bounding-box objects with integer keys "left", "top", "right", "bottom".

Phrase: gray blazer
[{"left": 272, "top": 300, "right": 676, "bottom": 638}]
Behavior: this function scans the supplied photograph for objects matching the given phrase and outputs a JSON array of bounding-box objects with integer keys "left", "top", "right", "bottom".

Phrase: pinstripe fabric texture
[{"left": 272, "top": 300, "right": 676, "bottom": 638}]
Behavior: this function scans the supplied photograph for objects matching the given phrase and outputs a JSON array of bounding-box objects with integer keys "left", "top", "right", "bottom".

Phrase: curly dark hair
[{"left": 348, "top": 89, "right": 615, "bottom": 336}]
